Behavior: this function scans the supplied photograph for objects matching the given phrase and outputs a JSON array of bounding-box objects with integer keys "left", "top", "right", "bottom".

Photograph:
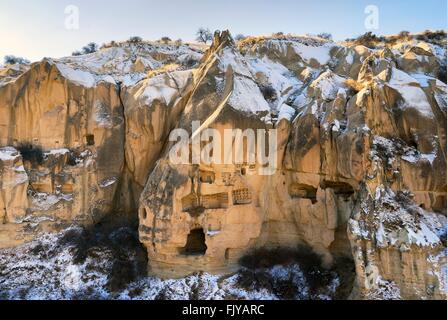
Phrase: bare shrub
[
  {"left": 160, "top": 37, "right": 172, "bottom": 44},
  {"left": 318, "top": 33, "right": 333, "bottom": 41},
  {"left": 16, "top": 143, "right": 44, "bottom": 165},
  {"left": 58, "top": 222, "right": 148, "bottom": 292},
  {"left": 238, "top": 246, "right": 334, "bottom": 296},
  {"left": 260, "top": 85, "right": 277, "bottom": 101},
  {"left": 4, "top": 55, "right": 30, "bottom": 65},
  {"left": 351, "top": 32, "right": 384, "bottom": 49},
  {"left": 81, "top": 42, "right": 98, "bottom": 54},
  {"left": 129, "top": 36, "right": 143, "bottom": 43},
  {"left": 196, "top": 28, "right": 213, "bottom": 44}
]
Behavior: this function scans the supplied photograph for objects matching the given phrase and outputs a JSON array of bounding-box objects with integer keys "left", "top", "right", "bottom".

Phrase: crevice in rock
[{"left": 110, "top": 80, "right": 138, "bottom": 221}]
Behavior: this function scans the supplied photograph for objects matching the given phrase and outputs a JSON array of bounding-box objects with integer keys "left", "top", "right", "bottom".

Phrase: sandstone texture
[{"left": 1, "top": 33, "right": 446, "bottom": 299}]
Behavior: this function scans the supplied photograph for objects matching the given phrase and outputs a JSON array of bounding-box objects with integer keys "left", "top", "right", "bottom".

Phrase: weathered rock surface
[
  {"left": 0, "top": 41, "right": 205, "bottom": 247},
  {"left": 1, "top": 34, "right": 446, "bottom": 299}
]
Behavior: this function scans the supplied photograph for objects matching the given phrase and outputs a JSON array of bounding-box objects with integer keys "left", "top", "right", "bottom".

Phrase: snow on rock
[
  {"left": 99, "top": 177, "right": 118, "bottom": 188},
  {"left": 350, "top": 186, "right": 447, "bottom": 248},
  {"left": 30, "top": 192, "right": 72, "bottom": 211},
  {"left": 228, "top": 76, "right": 270, "bottom": 114},
  {"left": 248, "top": 56, "right": 302, "bottom": 99},
  {"left": 214, "top": 46, "right": 273, "bottom": 115},
  {"left": 53, "top": 42, "right": 204, "bottom": 88},
  {"left": 291, "top": 41, "right": 334, "bottom": 66},
  {"left": 379, "top": 68, "right": 434, "bottom": 118},
  {"left": 207, "top": 230, "right": 221, "bottom": 237},
  {"left": 44, "top": 149, "right": 70, "bottom": 157},
  {"left": 428, "top": 250, "right": 447, "bottom": 295},
  {"left": 218, "top": 47, "right": 253, "bottom": 78},
  {"left": 401, "top": 150, "right": 437, "bottom": 165},
  {"left": 411, "top": 73, "right": 437, "bottom": 87},
  {"left": 0, "top": 64, "right": 30, "bottom": 87},
  {"left": 93, "top": 100, "right": 114, "bottom": 128},
  {"left": 0, "top": 147, "right": 29, "bottom": 188},
  {"left": 310, "top": 70, "right": 347, "bottom": 101},
  {"left": 365, "top": 278, "right": 401, "bottom": 300},
  {"left": 219, "top": 45, "right": 307, "bottom": 117},
  {"left": 56, "top": 63, "right": 97, "bottom": 88},
  {"left": 371, "top": 135, "right": 438, "bottom": 166},
  {"left": 252, "top": 37, "right": 335, "bottom": 66},
  {"left": 292, "top": 92, "right": 309, "bottom": 110},
  {"left": 277, "top": 103, "right": 297, "bottom": 122},
  {"left": 135, "top": 70, "right": 192, "bottom": 106},
  {"left": 345, "top": 50, "right": 355, "bottom": 65},
  {"left": 0, "top": 147, "right": 21, "bottom": 162}
]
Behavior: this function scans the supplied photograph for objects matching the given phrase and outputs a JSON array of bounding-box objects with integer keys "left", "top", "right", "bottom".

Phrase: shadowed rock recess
[{"left": 1, "top": 31, "right": 447, "bottom": 300}]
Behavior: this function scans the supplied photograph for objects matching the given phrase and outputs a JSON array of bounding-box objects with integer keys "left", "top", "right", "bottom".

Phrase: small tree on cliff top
[
  {"left": 4, "top": 55, "right": 30, "bottom": 65},
  {"left": 196, "top": 28, "right": 213, "bottom": 44},
  {"left": 160, "top": 37, "right": 172, "bottom": 44}
]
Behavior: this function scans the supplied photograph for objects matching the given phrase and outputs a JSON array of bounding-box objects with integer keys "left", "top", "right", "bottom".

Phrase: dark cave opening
[
  {"left": 86, "top": 134, "right": 95, "bottom": 146},
  {"left": 180, "top": 228, "right": 208, "bottom": 256}
]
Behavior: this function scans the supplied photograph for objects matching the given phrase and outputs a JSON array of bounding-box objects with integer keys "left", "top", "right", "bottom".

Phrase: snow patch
[
  {"left": 228, "top": 76, "right": 270, "bottom": 114},
  {"left": 291, "top": 42, "right": 333, "bottom": 65},
  {"left": 45, "top": 149, "right": 70, "bottom": 156},
  {"left": 56, "top": 63, "right": 96, "bottom": 88},
  {"left": 99, "top": 177, "right": 118, "bottom": 188},
  {"left": 277, "top": 104, "right": 296, "bottom": 122},
  {"left": 0, "top": 147, "right": 21, "bottom": 162},
  {"left": 380, "top": 68, "right": 434, "bottom": 118},
  {"left": 136, "top": 70, "right": 191, "bottom": 106},
  {"left": 310, "top": 71, "right": 346, "bottom": 101}
]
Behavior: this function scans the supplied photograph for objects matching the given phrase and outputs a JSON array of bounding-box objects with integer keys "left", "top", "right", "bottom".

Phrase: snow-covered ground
[{"left": 0, "top": 227, "right": 340, "bottom": 300}]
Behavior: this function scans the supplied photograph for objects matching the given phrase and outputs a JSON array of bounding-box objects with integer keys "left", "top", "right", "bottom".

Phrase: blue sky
[{"left": 1, "top": 0, "right": 446, "bottom": 62}]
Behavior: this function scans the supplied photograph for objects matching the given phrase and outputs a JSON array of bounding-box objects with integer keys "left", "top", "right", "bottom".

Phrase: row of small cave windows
[{"left": 199, "top": 168, "right": 248, "bottom": 185}]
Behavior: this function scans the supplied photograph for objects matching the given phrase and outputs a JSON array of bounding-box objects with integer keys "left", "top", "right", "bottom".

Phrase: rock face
[
  {"left": 0, "top": 41, "right": 205, "bottom": 248},
  {"left": 0, "top": 148, "right": 29, "bottom": 223},
  {"left": 349, "top": 186, "right": 447, "bottom": 300},
  {"left": 1, "top": 33, "right": 447, "bottom": 299},
  {"left": 138, "top": 33, "right": 447, "bottom": 299}
]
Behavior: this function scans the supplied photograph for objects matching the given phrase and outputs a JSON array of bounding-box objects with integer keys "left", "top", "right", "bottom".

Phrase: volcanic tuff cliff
[{"left": 1, "top": 31, "right": 447, "bottom": 299}]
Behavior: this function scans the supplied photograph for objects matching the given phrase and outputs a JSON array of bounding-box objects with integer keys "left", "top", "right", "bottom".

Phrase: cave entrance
[
  {"left": 181, "top": 228, "right": 207, "bottom": 256},
  {"left": 86, "top": 134, "right": 95, "bottom": 146}
]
